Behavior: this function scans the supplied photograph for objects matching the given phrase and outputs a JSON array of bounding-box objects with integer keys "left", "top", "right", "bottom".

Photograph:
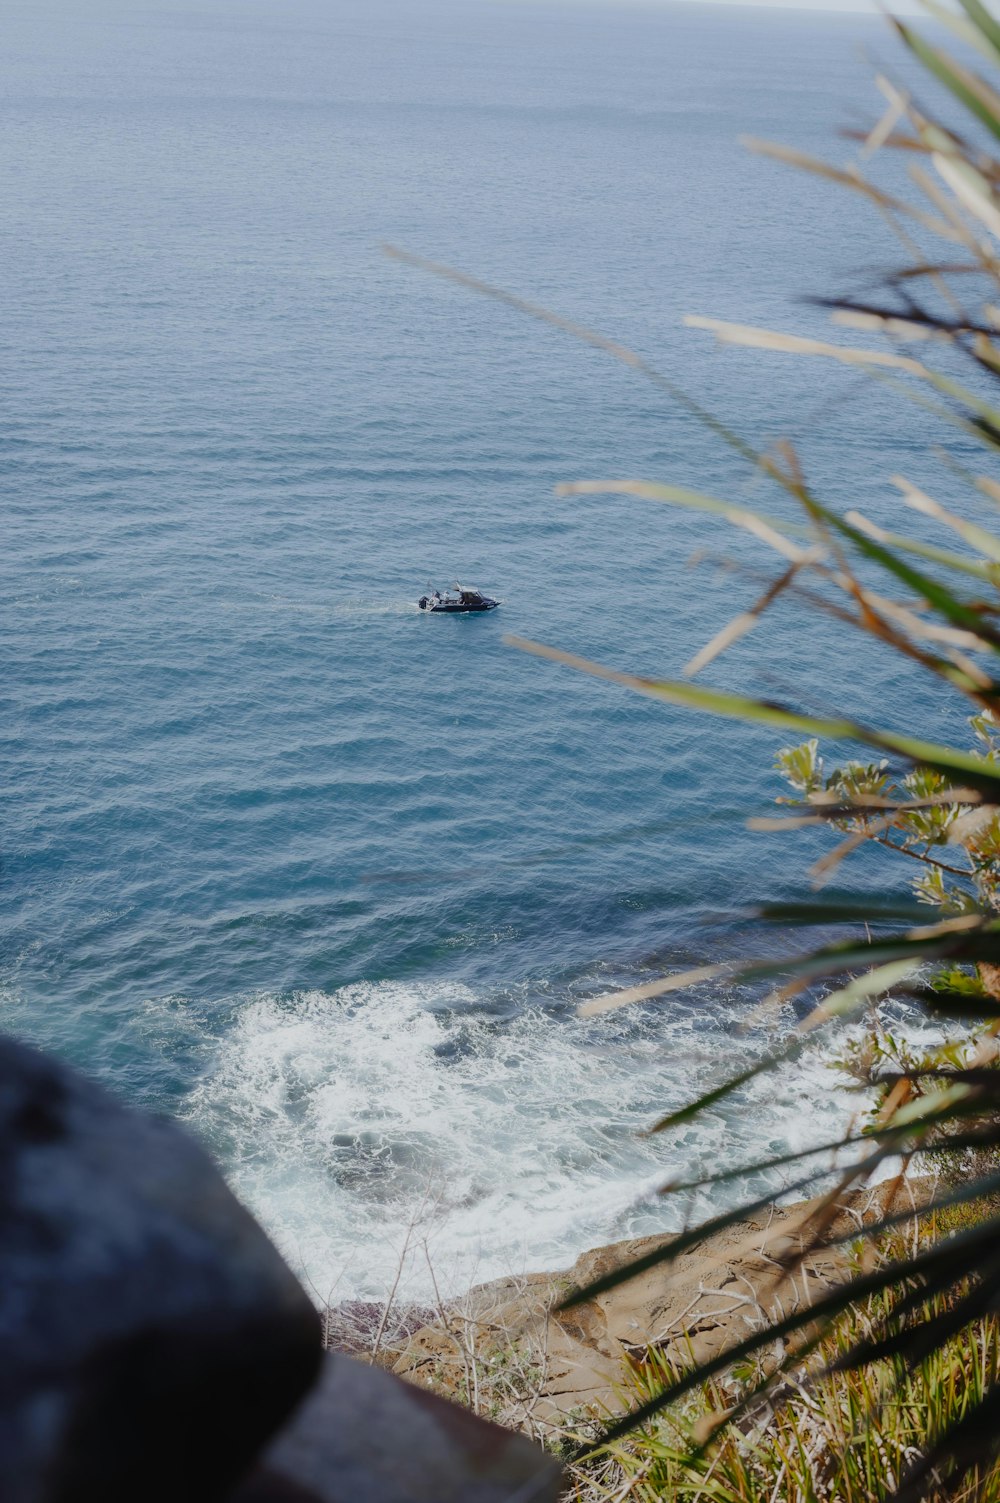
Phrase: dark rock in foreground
[
  {"left": 240, "top": 1354, "right": 563, "bottom": 1503},
  {"left": 0, "top": 1035, "right": 321, "bottom": 1503}
]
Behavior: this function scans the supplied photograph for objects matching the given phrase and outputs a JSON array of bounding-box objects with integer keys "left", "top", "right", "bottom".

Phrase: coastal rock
[
  {"left": 240, "top": 1353, "right": 562, "bottom": 1503},
  {"left": 0, "top": 1035, "right": 321, "bottom": 1502},
  {"left": 389, "top": 1182, "right": 929, "bottom": 1432}
]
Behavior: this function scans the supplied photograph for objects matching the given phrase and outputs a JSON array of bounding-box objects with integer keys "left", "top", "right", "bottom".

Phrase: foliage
[
  {"left": 525, "top": 3, "right": 1000, "bottom": 1494},
  {"left": 392, "top": 1, "right": 1000, "bottom": 1493},
  {"left": 603, "top": 1255, "right": 1000, "bottom": 1503}
]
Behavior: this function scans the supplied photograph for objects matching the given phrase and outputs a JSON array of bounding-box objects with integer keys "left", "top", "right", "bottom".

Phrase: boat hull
[
  {"left": 418, "top": 594, "right": 499, "bottom": 612},
  {"left": 421, "top": 600, "right": 498, "bottom": 613}
]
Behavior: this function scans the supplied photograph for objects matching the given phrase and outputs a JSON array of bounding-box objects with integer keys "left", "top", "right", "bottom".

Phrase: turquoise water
[{"left": 1, "top": 0, "right": 972, "bottom": 1296}]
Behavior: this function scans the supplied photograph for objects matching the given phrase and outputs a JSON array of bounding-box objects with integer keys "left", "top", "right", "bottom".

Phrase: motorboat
[{"left": 418, "top": 584, "right": 499, "bottom": 613}]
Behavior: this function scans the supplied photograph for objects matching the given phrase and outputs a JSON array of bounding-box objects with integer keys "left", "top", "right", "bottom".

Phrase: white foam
[{"left": 181, "top": 978, "right": 885, "bottom": 1303}]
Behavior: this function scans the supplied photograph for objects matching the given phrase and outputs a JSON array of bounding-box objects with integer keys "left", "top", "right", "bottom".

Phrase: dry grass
[{"left": 560, "top": 1220, "right": 1000, "bottom": 1503}]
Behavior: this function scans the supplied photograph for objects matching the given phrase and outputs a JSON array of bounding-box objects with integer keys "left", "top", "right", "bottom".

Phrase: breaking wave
[{"left": 181, "top": 976, "right": 890, "bottom": 1302}]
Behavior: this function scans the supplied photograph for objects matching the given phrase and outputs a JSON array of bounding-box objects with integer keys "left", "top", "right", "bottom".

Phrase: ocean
[{"left": 1, "top": 0, "right": 972, "bottom": 1299}]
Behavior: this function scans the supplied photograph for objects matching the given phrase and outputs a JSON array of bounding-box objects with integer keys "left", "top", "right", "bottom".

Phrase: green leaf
[
  {"left": 894, "top": 478, "right": 1000, "bottom": 565},
  {"left": 635, "top": 679, "right": 1000, "bottom": 790},
  {"left": 646, "top": 960, "right": 919, "bottom": 1137},
  {"left": 955, "top": 0, "right": 1000, "bottom": 63},
  {"left": 870, "top": 366, "right": 1000, "bottom": 459},
  {"left": 665, "top": 1124, "right": 1000, "bottom": 1201},
  {"left": 382, "top": 244, "right": 762, "bottom": 467},
  {"left": 647, "top": 1056, "right": 778, "bottom": 1135},
  {"left": 804, "top": 495, "right": 1000, "bottom": 652},
  {"left": 896, "top": 19, "right": 1000, "bottom": 143},
  {"left": 558, "top": 1169, "right": 829, "bottom": 1310},
  {"left": 922, "top": 0, "right": 1000, "bottom": 68},
  {"left": 738, "top": 927, "right": 1000, "bottom": 987},
  {"left": 757, "top": 899, "right": 940, "bottom": 924},
  {"left": 509, "top": 632, "right": 1000, "bottom": 790},
  {"left": 775, "top": 738, "right": 824, "bottom": 794},
  {"left": 848, "top": 520, "right": 998, "bottom": 584},
  {"left": 558, "top": 479, "right": 811, "bottom": 559},
  {"left": 566, "top": 477, "right": 1000, "bottom": 583},
  {"left": 900, "top": 984, "right": 1000, "bottom": 1019},
  {"left": 577, "top": 1206, "right": 987, "bottom": 1456}
]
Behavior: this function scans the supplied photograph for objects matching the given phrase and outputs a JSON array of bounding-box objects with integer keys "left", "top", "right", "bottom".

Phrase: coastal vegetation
[
  {"left": 393, "top": 0, "right": 1000, "bottom": 1496},
  {"left": 607, "top": 1254, "right": 1000, "bottom": 1503},
  {"left": 547, "top": 3, "right": 1000, "bottom": 1496}
]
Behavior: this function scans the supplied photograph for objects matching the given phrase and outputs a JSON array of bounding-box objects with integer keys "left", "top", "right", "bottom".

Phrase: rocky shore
[{"left": 337, "top": 1180, "right": 925, "bottom": 1439}]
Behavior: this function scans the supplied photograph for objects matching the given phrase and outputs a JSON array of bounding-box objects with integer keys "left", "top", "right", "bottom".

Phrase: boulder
[
  {"left": 238, "top": 1354, "right": 562, "bottom": 1503},
  {"left": 0, "top": 1035, "right": 321, "bottom": 1502}
]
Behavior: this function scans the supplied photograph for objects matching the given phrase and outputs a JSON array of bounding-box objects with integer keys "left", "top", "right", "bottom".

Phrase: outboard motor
[{"left": 418, "top": 596, "right": 428, "bottom": 610}]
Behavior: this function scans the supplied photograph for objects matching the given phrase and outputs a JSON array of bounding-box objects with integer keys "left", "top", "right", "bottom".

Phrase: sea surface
[{"left": 1, "top": 0, "right": 979, "bottom": 1299}]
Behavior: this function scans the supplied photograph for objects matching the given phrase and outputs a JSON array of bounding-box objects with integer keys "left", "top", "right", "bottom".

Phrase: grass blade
[
  {"left": 896, "top": 19, "right": 1000, "bottom": 143},
  {"left": 505, "top": 634, "right": 1000, "bottom": 788}
]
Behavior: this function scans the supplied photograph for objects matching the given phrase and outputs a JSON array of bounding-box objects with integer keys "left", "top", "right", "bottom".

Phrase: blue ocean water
[{"left": 1, "top": 0, "right": 977, "bottom": 1296}]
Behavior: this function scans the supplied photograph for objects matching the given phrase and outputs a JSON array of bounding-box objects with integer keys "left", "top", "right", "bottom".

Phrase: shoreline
[{"left": 329, "top": 1178, "right": 930, "bottom": 1436}]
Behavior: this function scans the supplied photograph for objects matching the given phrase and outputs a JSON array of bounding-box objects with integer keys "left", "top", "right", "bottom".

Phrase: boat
[{"left": 418, "top": 584, "right": 499, "bottom": 613}]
